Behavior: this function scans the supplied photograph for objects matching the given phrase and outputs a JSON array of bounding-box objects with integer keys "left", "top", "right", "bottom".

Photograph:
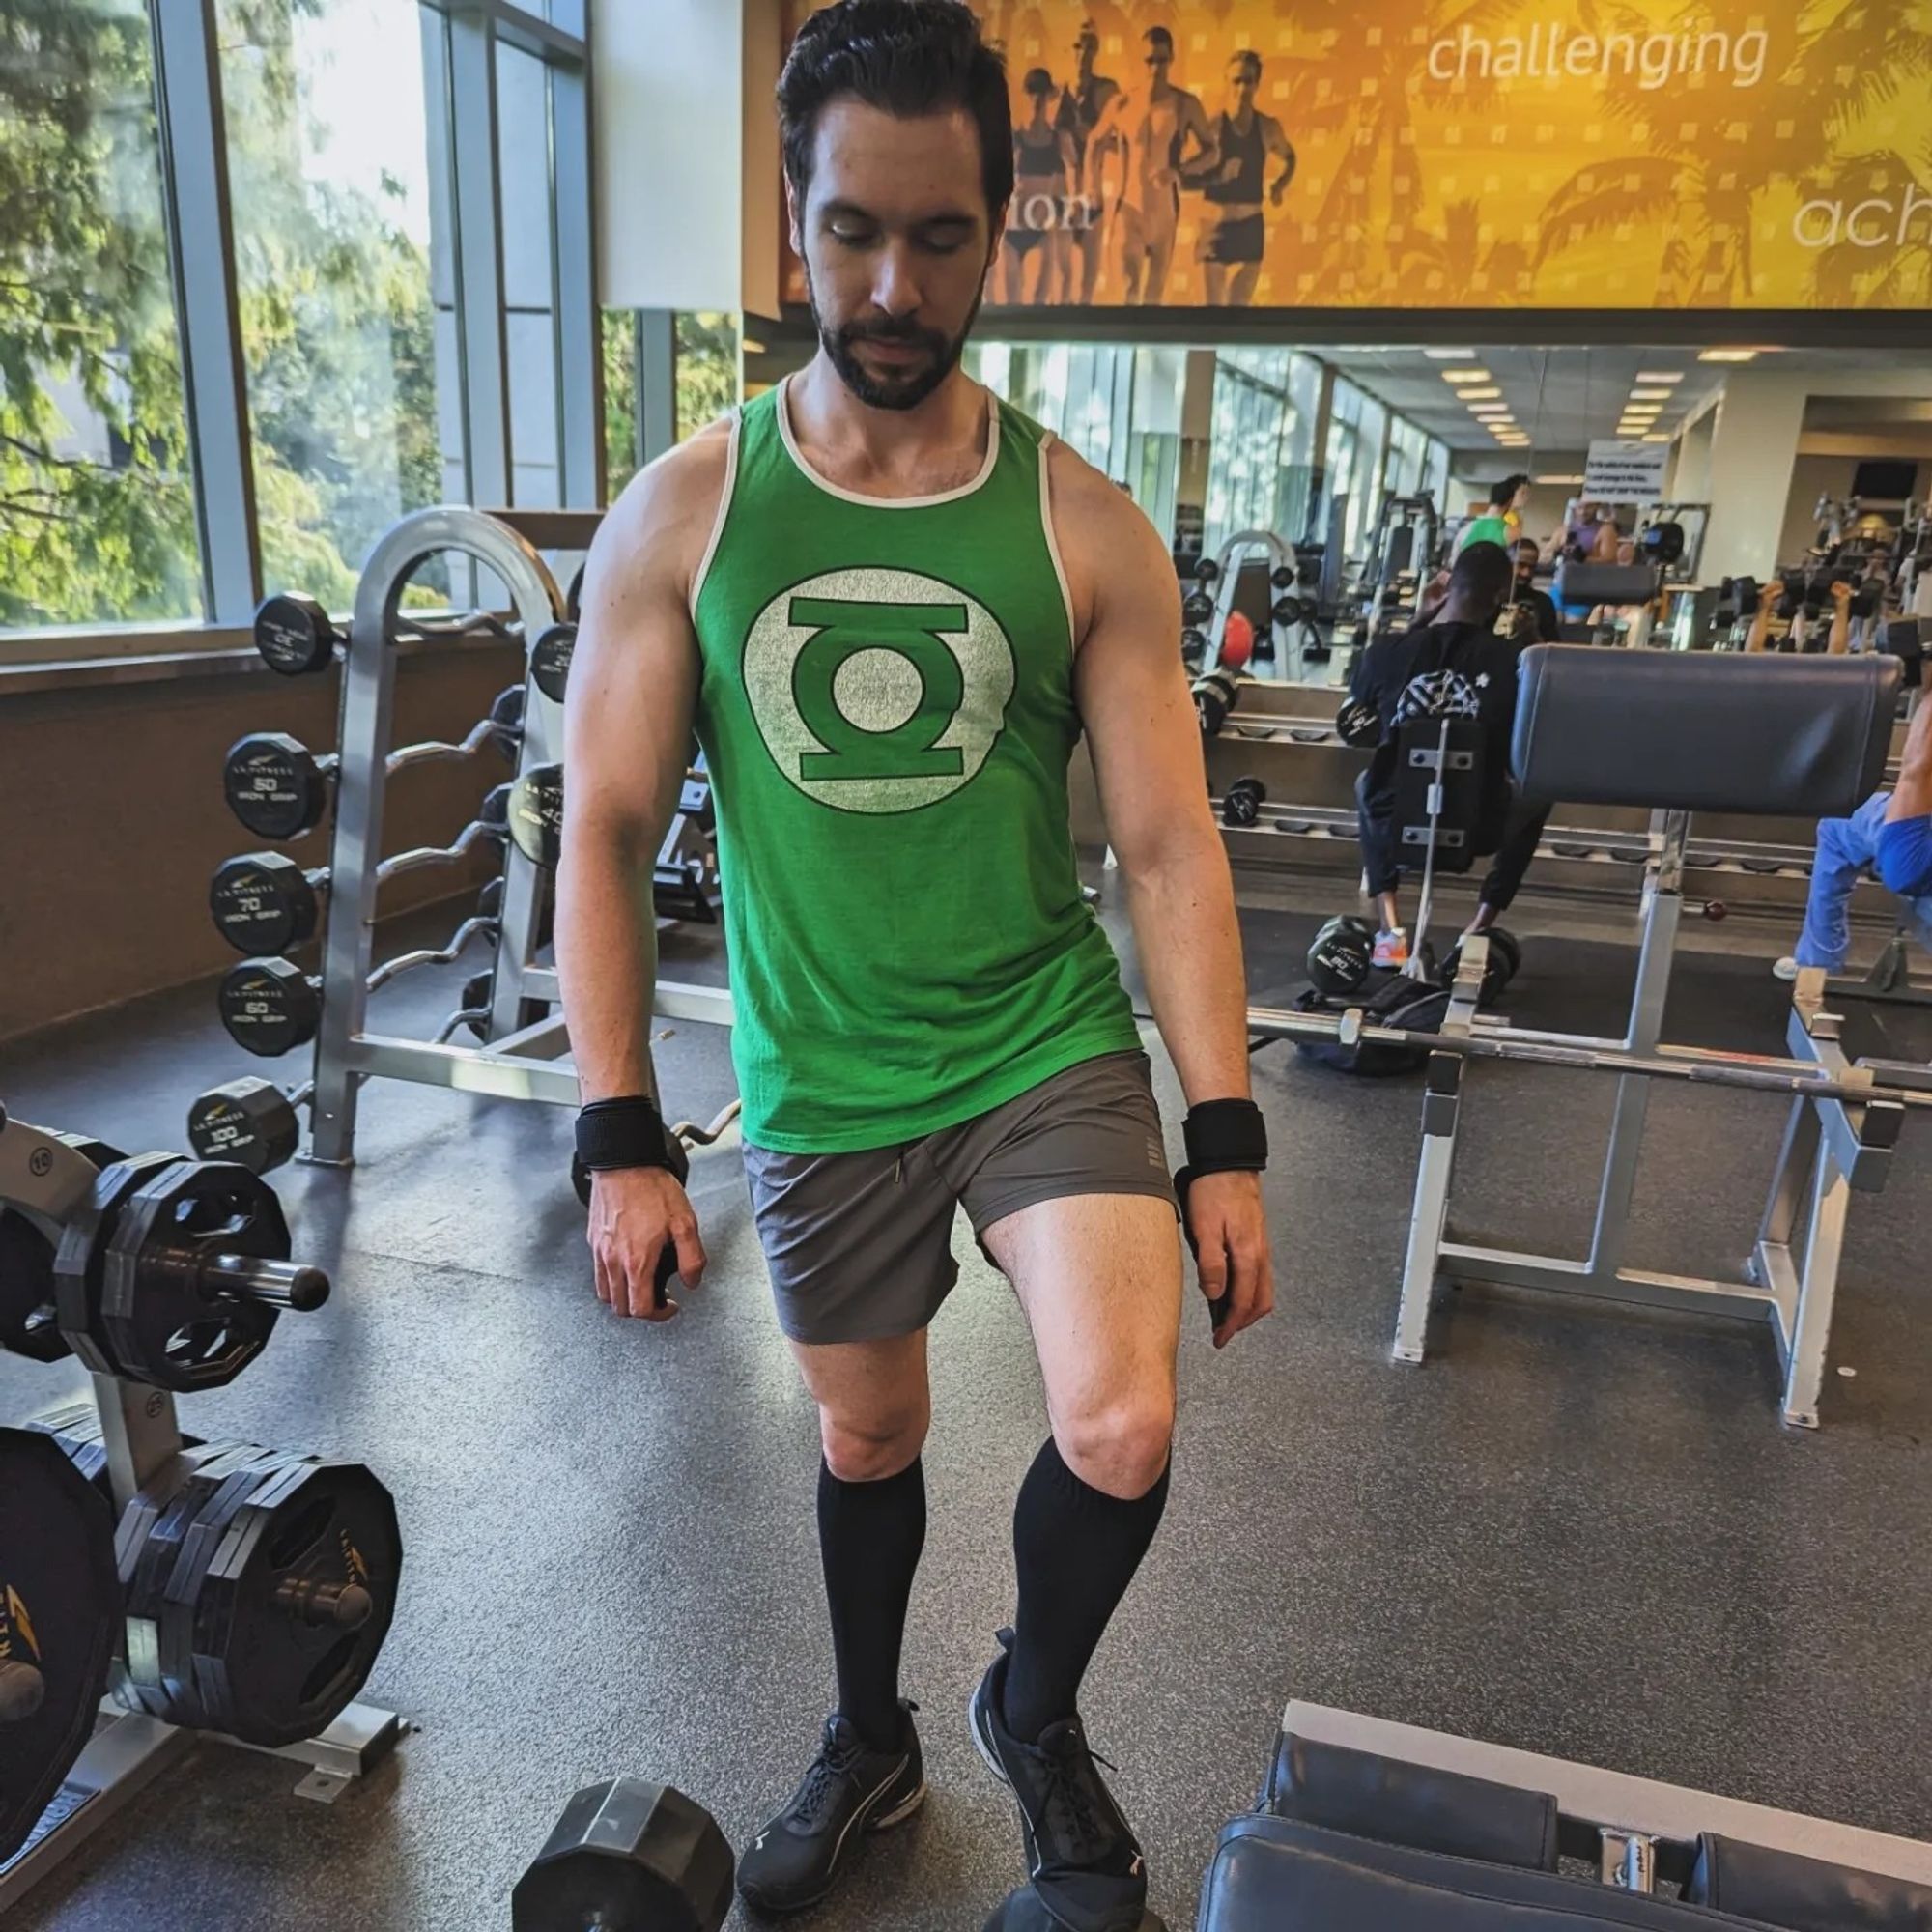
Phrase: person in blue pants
[{"left": 1776, "top": 696, "right": 1932, "bottom": 978}]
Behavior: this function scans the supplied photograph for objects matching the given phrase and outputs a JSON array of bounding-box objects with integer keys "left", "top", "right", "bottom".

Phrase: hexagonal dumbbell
[
  {"left": 253, "top": 592, "right": 343, "bottom": 676},
  {"left": 224, "top": 732, "right": 338, "bottom": 842},
  {"left": 186, "top": 1078, "right": 307, "bottom": 1175},
  {"left": 210, "top": 852, "right": 329, "bottom": 955},
  {"left": 529, "top": 621, "right": 576, "bottom": 703},
  {"left": 218, "top": 958, "right": 322, "bottom": 1058},
  {"left": 512, "top": 1779, "right": 733, "bottom": 1932}
]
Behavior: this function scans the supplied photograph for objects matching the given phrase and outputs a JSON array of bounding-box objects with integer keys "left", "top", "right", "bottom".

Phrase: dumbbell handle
[
  {"left": 385, "top": 713, "right": 517, "bottom": 776},
  {"left": 374, "top": 816, "right": 503, "bottom": 884},
  {"left": 274, "top": 1577, "right": 373, "bottom": 1630},
  {"left": 201, "top": 1254, "right": 331, "bottom": 1312},
  {"left": 366, "top": 915, "right": 499, "bottom": 993}
]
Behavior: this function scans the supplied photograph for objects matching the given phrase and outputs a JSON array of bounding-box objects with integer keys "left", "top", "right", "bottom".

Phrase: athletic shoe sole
[{"left": 737, "top": 1763, "right": 928, "bottom": 1916}]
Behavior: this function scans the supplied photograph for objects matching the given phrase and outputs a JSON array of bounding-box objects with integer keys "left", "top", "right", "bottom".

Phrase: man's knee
[
  {"left": 1055, "top": 1392, "right": 1176, "bottom": 1501},
  {"left": 821, "top": 1400, "right": 929, "bottom": 1483}
]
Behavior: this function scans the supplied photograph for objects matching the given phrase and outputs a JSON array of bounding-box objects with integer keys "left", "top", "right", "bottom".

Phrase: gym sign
[{"left": 778, "top": 0, "right": 1932, "bottom": 312}]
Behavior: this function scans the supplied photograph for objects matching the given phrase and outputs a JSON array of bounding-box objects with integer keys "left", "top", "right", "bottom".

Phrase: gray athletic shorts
[{"left": 742, "top": 1049, "right": 1175, "bottom": 1347}]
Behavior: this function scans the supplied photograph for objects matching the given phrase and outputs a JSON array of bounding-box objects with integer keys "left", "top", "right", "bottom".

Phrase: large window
[
  {"left": 676, "top": 312, "right": 741, "bottom": 443},
  {"left": 0, "top": 1, "right": 200, "bottom": 630},
  {"left": 1204, "top": 349, "right": 1321, "bottom": 554},
  {"left": 1326, "top": 378, "right": 1388, "bottom": 558},
  {"left": 218, "top": 0, "right": 449, "bottom": 610},
  {"left": 4, "top": 0, "right": 594, "bottom": 654}
]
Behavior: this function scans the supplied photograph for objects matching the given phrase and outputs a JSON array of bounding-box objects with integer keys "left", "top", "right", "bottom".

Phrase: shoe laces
[
  {"left": 794, "top": 1722, "right": 867, "bottom": 1829},
  {"left": 1025, "top": 1731, "right": 1120, "bottom": 1858}
]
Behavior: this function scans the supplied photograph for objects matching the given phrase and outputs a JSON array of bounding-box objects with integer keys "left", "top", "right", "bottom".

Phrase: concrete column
[
  {"left": 1668, "top": 408, "right": 1717, "bottom": 505},
  {"left": 1699, "top": 372, "right": 1808, "bottom": 582}
]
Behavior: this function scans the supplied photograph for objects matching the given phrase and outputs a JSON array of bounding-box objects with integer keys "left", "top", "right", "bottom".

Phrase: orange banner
[{"left": 780, "top": 1, "right": 1932, "bottom": 311}]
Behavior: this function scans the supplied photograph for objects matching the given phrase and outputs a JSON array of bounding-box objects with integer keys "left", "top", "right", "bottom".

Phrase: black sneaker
[
  {"left": 736, "top": 1701, "right": 925, "bottom": 1914},
  {"left": 970, "top": 1631, "right": 1148, "bottom": 1932}
]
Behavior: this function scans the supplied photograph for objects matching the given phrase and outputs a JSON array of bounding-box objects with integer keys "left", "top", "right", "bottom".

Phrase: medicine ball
[{"left": 1307, "top": 916, "right": 1374, "bottom": 997}]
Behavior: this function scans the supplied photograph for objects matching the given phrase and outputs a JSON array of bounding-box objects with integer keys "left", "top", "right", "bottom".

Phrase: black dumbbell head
[
  {"left": 186, "top": 1078, "right": 301, "bottom": 1174},
  {"left": 217, "top": 957, "right": 321, "bottom": 1059},
  {"left": 224, "top": 733, "right": 332, "bottom": 842},
  {"left": 509, "top": 764, "right": 564, "bottom": 868},
  {"left": 1221, "top": 776, "right": 1267, "bottom": 828},
  {"left": 253, "top": 593, "right": 340, "bottom": 676},
  {"left": 210, "top": 851, "right": 324, "bottom": 955},
  {"left": 490, "top": 684, "right": 526, "bottom": 732},
  {"left": 1181, "top": 591, "right": 1214, "bottom": 627},
  {"left": 1335, "top": 698, "right": 1381, "bottom": 748},
  {"left": 1271, "top": 564, "right": 1295, "bottom": 590},
  {"left": 530, "top": 622, "right": 577, "bottom": 704},
  {"left": 1307, "top": 915, "right": 1374, "bottom": 997},
  {"left": 512, "top": 1779, "right": 733, "bottom": 1932},
  {"left": 1194, "top": 557, "right": 1220, "bottom": 586}
]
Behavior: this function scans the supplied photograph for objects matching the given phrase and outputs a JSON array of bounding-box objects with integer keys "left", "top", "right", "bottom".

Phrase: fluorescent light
[
  {"left": 1425, "top": 348, "right": 1479, "bottom": 359},
  {"left": 1699, "top": 348, "right": 1759, "bottom": 362},
  {"left": 1634, "top": 371, "right": 1684, "bottom": 384},
  {"left": 1459, "top": 386, "right": 1503, "bottom": 401},
  {"left": 742, "top": 339, "right": 768, "bottom": 355},
  {"left": 1534, "top": 473, "right": 1587, "bottom": 484},
  {"left": 1641, "top": 435, "right": 1671, "bottom": 443},
  {"left": 1441, "top": 368, "right": 1492, "bottom": 384},
  {"left": 1471, "top": 405, "right": 1512, "bottom": 416},
  {"left": 1629, "top": 389, "right": 1672, "bottom": 402}
]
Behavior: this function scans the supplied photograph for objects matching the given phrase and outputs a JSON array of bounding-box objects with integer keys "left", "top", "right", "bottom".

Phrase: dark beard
[{"left": 805, "top": 261, "right": 983, "bottom": 412}]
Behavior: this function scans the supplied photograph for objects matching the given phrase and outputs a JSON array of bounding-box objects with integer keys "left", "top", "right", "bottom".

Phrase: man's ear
[{"left": 785, "top": 173, "right": 804, "bottom": 257}]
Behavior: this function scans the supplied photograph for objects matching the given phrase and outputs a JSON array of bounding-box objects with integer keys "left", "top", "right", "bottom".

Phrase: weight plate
[
  {"left": 253, "top": 593, "right": 337, "bottom": 677},
  {"left": 51, "top": 1153, "right": 185, "bottom": 1377},
  {"left": 0, "top": 1430, "right": 121, "bottom": 1863},
  {"left": 223, "top": 734, "right": 330, "bottom": 843},
  {"left": 1, "top": 1208, "right": 69, "bottom": 1363},
  {"left": 187, "top": 1458, "right": 402, "bottom": 1747},
  {"left": 99, "top": 1161, "right": 291, "bottom": 1393},
  {"left": 530, "top": 622, "right": 576, "bottom": 703}
]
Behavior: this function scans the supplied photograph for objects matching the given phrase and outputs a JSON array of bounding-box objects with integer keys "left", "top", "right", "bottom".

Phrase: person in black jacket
[
  {"left": 1510, "top": 538, "right": 1562, "bottom": 644},
  {"left": 1350, "top": 542, "right": 1546, "bottom": 967}
]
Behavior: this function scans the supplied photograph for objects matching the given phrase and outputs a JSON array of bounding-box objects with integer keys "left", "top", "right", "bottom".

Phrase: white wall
[
  {"left": 595, "top": 0, "right": 749, "bottom": 311},
  {"left": 1777, "top": 451, "right": 1928, "bottom": 562}
]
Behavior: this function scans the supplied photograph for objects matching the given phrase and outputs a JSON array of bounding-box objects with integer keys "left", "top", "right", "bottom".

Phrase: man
[
  {"left": 1054, "top": 18, "right": 1121, "bottom": 303},
  {"left": 1775, "top": 692, "right": 1932, "bottom": 980},
  {"left": 1745, "top": 576, "right": 1854, "bottom": 654},
  {"left": 1348, "top": 544, "right": 1547, "bottom": 967},
  {"left": 1088, "top": 26, "right": 1216, "bottom": 304},
  {"left": 1187, "top": 50, "right": 1294, "bottom": 307},
  {"left": 557, "top": 6, "right": 1274, "bottom": 1929},
  {"left": 1455, "top": 472, "right": 1528, "bottom": 554},
  {"left": 1510, "top": 538, "right": 1561, "bottom": 644}
]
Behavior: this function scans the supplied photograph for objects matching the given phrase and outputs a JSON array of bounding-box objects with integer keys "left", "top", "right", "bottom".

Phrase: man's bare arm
[
  {"left": 1890, "top": 694, "right": 1932, "bottom": 823},
  {"left": 1264, "top": 117, "right": 1296, "bottom": 199},
  {"left": 1061, "top": 449, "right": 1249, "bottom": 1106},
  {"left": 557, "top": 423, "right": 729, "bottom": 1103}
]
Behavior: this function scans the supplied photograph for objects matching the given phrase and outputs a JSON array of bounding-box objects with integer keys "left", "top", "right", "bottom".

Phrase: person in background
[
  {"left": 1348, "top": 543, "right": 1547, "bottom": 968},
  {"left": 1187, "top": 50, "right": 1294, "bottom": 307},
  {"left": 1745, "top": 579, "right": 1855, "bottom": 655},
  {"left": 1775, "top": 691, "right": 1932, "bottom": 980},
  {"left": 997, "top": 68, "right": 1077, "bottom": 305},
  {"left": 1508, "top": 537, "right": 1561, "bottom": 644},
  {"left": 1456, "top": 473, "right": 1529, "bottom": 554},
  {"left": 1054, "top": 19, "right": 1120, "bottom": 302}
]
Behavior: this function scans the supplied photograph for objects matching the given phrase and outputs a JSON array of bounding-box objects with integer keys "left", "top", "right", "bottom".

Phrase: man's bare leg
[{"left": 981, "top": 1192, "right": 1181, "bottom": 1738}]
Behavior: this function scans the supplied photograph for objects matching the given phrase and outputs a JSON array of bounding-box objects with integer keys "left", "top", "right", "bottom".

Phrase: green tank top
[{"left": 690, "top": 379, "right": 1140, "bottom": 1153}]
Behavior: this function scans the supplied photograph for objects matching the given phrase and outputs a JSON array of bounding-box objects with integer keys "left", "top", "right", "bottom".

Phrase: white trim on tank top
[
  {"left": 776, "top": 372, "right": 1000, "bottom": 509},
  {"left": 1037, "top": 432, "right": 1077, "bottom": 653},
  {"left": 687, "top": 409, "right": 743, "bottom": 620}
]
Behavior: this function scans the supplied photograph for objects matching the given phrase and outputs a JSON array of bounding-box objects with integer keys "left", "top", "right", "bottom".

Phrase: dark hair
[
  {"left": 1452, "top": 540, "right": 1515, "bottom": 611},
  {"left": 1513, "top": 536, "right": 1540, "bottom": 557},
  {"left": 1145, "top": 26, "right": 1174, "bottom": 54},
  {"left": 1023, "top": 66, "right": 1054, "bottom": 96},
  {"left": 779, "top": 1, "right": 1014, "bottom": 217},
  {"left": 1231, "top": 49, "right": 1262, "bottom": 81},
  {"left": 1489, "top": 472, "right": 1530, "bottom": 509}
]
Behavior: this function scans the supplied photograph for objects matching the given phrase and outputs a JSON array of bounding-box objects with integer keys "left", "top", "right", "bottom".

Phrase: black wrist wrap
[
  {"left": 1180, "top": 1099, "right": 1268, "bottom": 1176},
  {"left": 575, "top": 1095, "right": 675, "bottom": 1173}
]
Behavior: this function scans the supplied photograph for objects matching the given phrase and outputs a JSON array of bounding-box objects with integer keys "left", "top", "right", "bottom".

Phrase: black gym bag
[{"left": 1291, "top": 971, "right": 1452, "bottom": 1078}]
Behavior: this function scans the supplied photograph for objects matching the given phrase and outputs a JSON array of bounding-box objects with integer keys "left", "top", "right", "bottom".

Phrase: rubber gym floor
[{"left": 4, "top": 883, "right": 1929, "bottom": 1931}]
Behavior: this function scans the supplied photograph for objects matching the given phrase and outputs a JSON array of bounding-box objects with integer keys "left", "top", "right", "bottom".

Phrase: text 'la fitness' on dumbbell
[{"left": 222, "top": 692, "right": 524, "bottom": 843}]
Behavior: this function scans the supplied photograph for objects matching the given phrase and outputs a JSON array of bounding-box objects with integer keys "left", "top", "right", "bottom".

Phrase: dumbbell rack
[
  {"left": 0, "top": 1117, "right": 403, "bottom": 1913},
  {"left": 303, "top": 505, "right": 733, "bottom": 1168}
]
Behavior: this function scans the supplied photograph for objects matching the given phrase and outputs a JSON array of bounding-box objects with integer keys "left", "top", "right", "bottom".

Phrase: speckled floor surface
[{"left": 3, "top": 888, "right": 1929, "bottom": 1931}]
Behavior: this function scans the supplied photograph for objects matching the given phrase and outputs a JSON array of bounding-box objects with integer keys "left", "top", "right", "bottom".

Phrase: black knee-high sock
[
  {"left": 1004, "top": 1436, "right": 1171, "bottom": 1743},
  {"left": 817, "top": 1457, "right": 927, "bottom": 1751}
]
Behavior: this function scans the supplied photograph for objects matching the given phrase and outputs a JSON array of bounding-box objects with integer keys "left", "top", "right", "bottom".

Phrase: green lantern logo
[{"left": 743, "top": 567, "right": 1017, "bottom": 813}]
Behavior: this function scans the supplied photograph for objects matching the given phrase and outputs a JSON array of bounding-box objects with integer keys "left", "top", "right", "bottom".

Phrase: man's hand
[
  {"left": 1183, "top": 1170, "right": 1275, "bottom": 1349},
  {"left": 1831, "top": 580, "right": 1856, "bottom": 607},
  {"left": 1270, "top": 178, "right": 1289, "bottom": 206},
  {"left": 1417, "top": 568, "right": 1453, "bottom": 619},
  {"left": 587, "top": 1167, "right": 707, "bottom": 1321}
]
